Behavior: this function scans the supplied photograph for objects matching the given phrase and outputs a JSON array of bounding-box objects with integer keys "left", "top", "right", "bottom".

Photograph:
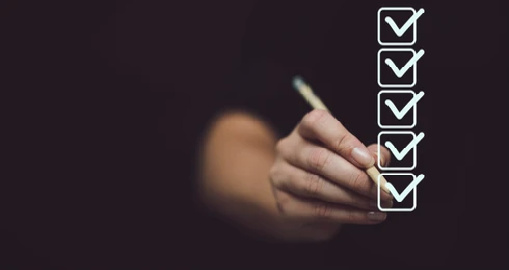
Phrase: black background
[{"left": 1, "top": 0, "right": 508, "bottom": 269}]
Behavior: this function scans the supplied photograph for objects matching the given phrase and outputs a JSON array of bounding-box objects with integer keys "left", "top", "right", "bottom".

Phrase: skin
[{"left": 198, "top": 109, "right": 393, "bottom": 241}]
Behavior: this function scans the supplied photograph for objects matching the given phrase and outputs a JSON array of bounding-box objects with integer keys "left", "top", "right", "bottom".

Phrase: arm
[{"left": 198, "top": 111, "right": 282, "bottom": 237}]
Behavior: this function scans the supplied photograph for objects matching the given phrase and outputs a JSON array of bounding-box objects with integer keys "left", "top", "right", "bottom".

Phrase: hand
[{"left": 269, "top": 109, "right": 393, "bottom": 241}]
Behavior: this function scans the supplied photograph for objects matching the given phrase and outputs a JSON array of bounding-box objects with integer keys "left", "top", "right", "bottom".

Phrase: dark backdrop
[{"left": 1, "top": 1, "right": 508, "bottom": 269}]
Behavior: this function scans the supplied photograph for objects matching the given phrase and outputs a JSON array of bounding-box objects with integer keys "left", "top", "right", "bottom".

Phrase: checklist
[{"left": 376, "top": 7, "right": 425, "bottom": 212}]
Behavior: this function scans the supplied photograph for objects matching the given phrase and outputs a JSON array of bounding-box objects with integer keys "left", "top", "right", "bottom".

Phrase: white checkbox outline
[
  {"left": 377, "top": 48, "right": 418, "bottom": 88},
  {"left": 377, "top": 7, "right": 417, "bottom": 46},
  {"left": 378, "top": 131, "right": 417, "bottom": 171},
  {"left": 377, "top": 90, "right": 417, "bottom": 129},
  {"left": 378, "top": 173, "right": 418, "bottom": 212}
]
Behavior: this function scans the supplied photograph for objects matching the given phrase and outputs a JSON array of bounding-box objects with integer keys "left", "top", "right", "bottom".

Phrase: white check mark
[
  {"left": 384, "top": 8, "right": 425, "bottom": 37},
  {"left": 384, "top": 91, "right": 425, "bottom": 120},
  {"left": 384, "top": 132, "right": 425, "bottom": 161},
  {"left": 385, "top": 174, "right": 425, "bottom": 203},
  {"left": 384, "top": 49, "right": 425, "bottom": 78}
]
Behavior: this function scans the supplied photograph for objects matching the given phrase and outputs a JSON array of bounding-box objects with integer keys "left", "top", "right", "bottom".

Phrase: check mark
[
  {"left": 384, "top": 91, "right": 425, "bottom": 120},
  {"left": 384, "top": 132, "right": 425, "bottom": 161},
  {"left": 384, "top": 8, "right": 425, "bottom": 37},
  {"left": 385, "top": 174, "right": 425, "bottom": 203},
  {"left": 384, "top": 49, "right": 425, "bottom": 78}
]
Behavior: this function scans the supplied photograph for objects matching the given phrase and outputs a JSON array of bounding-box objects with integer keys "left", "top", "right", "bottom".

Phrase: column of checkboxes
[{"left": 377, "top": 7, "right": 425, "bottom": 212}]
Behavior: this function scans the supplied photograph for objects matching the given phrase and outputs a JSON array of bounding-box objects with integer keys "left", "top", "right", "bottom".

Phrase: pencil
[{"left": 292, "top": 76, "right": 391, "bottom": 194}]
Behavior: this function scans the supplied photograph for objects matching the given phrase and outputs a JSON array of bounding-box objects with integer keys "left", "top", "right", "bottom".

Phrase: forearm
[{"left": 198, "top": 111, "right": 281, "bottom": 236}]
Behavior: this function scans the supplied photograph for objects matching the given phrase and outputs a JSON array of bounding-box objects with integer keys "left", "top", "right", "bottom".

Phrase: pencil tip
[{"left": 292, "top": 75, "right": 305, "bottom": 91}]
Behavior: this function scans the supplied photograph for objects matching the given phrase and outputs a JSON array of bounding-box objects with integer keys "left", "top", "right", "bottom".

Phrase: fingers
[
  {"left": 367, "top": 144, "right": 391, "bottom": 167},
  {"left": 297, "top": 109, "right": 375, "bottom": 168},
  {"left": 274, "top": 189, "right": 387, "bottom": 225},
  {"left": 277, "top": 137, "right": 393, "bottom": 201},
  {"left": 270, "top": 159, "right": 378, "bottom": 210}
]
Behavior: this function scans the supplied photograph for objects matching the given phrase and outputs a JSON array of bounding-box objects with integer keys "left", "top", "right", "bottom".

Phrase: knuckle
[
  {"left": 346, "top": 209, "right": 357, "bottom": 222},
  {"left": 350, "top": 170, "right": 368, "bottom": 191},
  {"left": 303, "top": 172, "right": 323, "bottom": 196},
  {"left": 314, "top": 202, "right": 331, "bottom": 219},
  {"left": 334, "top": 132, "right": 352, "bottom": 152},
  {"left": 269, "top": 165, "right": 280, "bottom": 186},
  {"left": 274, "top": 191, "right": 290, "bottom": 214},
  {"left": 302, "top": 109, "right": 329, "bottom": 130},
  {"left": 308, "top": 148, "right": 332, "bottom": 171},
  {"left": 275, "top": 138, "right": 288, "bottom": 153}
]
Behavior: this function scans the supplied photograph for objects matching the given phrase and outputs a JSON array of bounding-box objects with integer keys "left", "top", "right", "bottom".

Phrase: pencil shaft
[
  {"left": 366, "top": 167, "right": 390, "bottom": 193},
  {"left": 299, "top": 88, "right": 329, "bottom": 111}
]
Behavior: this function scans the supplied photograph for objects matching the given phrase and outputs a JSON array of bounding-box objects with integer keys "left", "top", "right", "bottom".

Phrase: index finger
[{"left": 298, "top": 109, "right": 375, "bottom": 169}]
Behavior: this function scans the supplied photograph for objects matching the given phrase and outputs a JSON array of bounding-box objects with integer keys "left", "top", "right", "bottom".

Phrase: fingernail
[
  {"left": 351, "top": 147, "right": 374, "bottom": 167},
  {"left": 367, "top": 211, "right": 386, "bottom": 221}
]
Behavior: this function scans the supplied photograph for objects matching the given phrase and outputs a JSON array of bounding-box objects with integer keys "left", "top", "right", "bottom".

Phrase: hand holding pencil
[
  {"left": 292, "top": 76, "right": 392, "bottom": 194},
  {"left": 268, "top": 76, "right": 393, "bottom": 231}
]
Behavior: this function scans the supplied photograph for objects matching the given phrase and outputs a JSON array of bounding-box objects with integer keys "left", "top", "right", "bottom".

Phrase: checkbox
[
  {"left": 377, "top": 7, "right": 424, "bottom": 46},
  {"left": 377, "top": 90, "right": 424, "bottom": 128},
  {"left": 378, "top": 173, "right": 424, "bottom": 212},
  {"left": 377, "top": 48, "right": 424, "bottom": 88},
  {"left": 378, "top": 131, "right": 425, "bottom": 171}
]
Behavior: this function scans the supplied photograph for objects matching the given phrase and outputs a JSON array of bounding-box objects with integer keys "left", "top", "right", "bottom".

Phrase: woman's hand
[{"left": 269, "top": 109, "right": 393, "bottom": 241}]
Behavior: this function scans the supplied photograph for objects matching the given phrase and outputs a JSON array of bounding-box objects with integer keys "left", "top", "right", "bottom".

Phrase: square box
[
  {"left": 378, "top": 131, "right": 418, "bottom": 170},
  {"left": 378, "top": 7, "right": 419, "bottom": 46},
  {"left": 377, "top": 48, "right": 419, "bottom": 88},
  {"left": 378, "top": 173, "right": 418, "bottom": 212},
  {"left": 377, "top": 90, "right": 419, "bottom": 128}
]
